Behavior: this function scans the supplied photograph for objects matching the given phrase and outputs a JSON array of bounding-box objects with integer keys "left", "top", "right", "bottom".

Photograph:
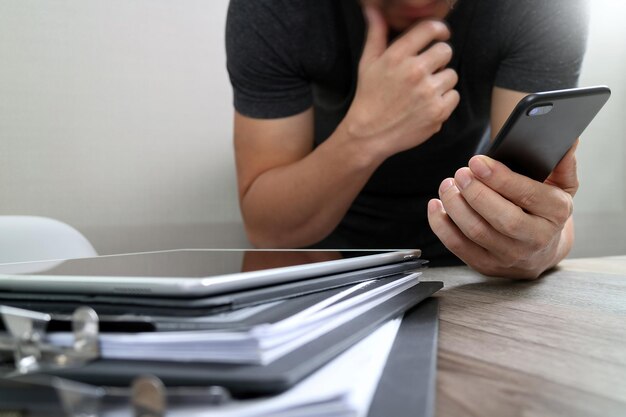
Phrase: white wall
[
  {"left": 0, "top": 0, "right": 624, "bottom": 257},
  {"left": 572, "top": 0, "right": 626, "bottom": 257},
  {"left": 0, "top": 0, "right": 247, "bottom": 253}
]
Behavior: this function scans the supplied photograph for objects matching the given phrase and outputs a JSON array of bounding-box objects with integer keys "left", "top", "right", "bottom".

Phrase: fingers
[
  {"left": 440, "top": 89, "right": 460, "bottom": 119},
  {"left": 427, "top": 198, "right": 495, "bottom": 268},
  {"left": 416, "top": 42, "right": 454, "bottom": 73},
  {"left": 387, "top": 20, "right": 450, "bottom": 58},
  {"left": 436, "top": 177, "right": 525, "bottom": 259},
  {"left": 431, "top": 68, "right": 458, "bottom": 94},
  {"left": 361, "top": 6, "right": 388, "bottom": 66},
  {"left": 453, "top": 167, "right": 556, "bottom": 246},
  {"left": 468, "top": 155, "right": 574, "bottom": 227}
]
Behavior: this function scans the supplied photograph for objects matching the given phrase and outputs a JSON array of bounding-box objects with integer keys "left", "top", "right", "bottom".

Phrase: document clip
[
  {"left": 0, "top": 305, "right": 100, "bottom": 374},
  {"left": 5, "top": 374, "right": 233, "bottom": 417},
  {"left": 130, "top": 377, "right": 232, "bottom": 416},
  {"left": 131, "top": 375, "right": 167, "bottom": 417}
]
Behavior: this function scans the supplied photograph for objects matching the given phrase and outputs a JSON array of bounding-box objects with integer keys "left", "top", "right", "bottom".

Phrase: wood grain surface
[{"left": 422, "top": 256, "right": 626, "bottom": 417}]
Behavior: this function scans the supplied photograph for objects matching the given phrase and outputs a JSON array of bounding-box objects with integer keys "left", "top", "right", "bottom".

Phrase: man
[{"left": 225, "top": 0, "right": 589, "bottom": 278}]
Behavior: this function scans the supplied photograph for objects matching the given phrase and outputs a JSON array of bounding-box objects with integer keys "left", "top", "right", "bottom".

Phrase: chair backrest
[{"left": 0, "top": 216, "right": 97, "bottom": 264}]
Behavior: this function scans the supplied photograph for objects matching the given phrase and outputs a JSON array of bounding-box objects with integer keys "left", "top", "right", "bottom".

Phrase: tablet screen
[
  {"left": 0, "top": 249, "right": 421, "bottom": 298},
  {"left": 0, "top": 250, "right": 356, "bottom": 277}
]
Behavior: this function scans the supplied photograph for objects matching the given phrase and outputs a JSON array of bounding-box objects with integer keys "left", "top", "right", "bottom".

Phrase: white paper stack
[
  {"left": 48, "top": 273, "right": 420, "bottom": 365},
  {"left": 102, "top": 318, "right": 403, "bottom": 417}
]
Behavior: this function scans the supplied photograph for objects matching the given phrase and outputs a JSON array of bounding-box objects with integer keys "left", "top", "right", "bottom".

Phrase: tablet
[{"left": 0, "top": 249, "right": 421, "bottom": 297}]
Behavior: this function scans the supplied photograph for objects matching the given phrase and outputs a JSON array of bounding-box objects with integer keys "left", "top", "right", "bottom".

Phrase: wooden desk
[{"left": 422, "top": 256, "right": 626, "bottom": 417}]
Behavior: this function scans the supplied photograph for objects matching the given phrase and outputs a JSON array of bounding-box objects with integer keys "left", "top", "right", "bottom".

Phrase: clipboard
[{"left": 368, "top": 297, "right": 439, "bottom": 417}]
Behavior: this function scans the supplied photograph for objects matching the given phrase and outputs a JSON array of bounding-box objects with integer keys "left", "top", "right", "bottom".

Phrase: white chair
[{"left": 0, "top": 216, "right": 97, "bottom": 265}]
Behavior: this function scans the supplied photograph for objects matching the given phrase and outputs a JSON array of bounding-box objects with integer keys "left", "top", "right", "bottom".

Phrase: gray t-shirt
[{"left": 226, "top": 0, "right": 589, "bottom": 265}]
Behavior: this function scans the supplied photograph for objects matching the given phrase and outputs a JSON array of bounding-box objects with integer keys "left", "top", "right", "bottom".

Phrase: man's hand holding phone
[
  {"left": 428, "top": 142, "right": 579, "bottom": 279},
  {"left": 428, "top": 86, "right": 609, "bottom": 278}
]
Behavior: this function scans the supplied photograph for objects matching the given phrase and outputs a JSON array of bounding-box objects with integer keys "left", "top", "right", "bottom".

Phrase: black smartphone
[{"left": 486, "top": 86, "right": 611, "bottom": 182}]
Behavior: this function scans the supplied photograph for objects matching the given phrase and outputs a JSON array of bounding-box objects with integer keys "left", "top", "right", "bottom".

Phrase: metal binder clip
[
  {"left": 129, "top": 377, "right": 233, "bottom": 416},
  {"left": 205, "top": 385, "right": 232, "bottom": 405},
  {"left": 71, "top": 307, "right": 100, "bottom": 361},
  {"left": 132, "top": 375, "right": 167, "bottom": 417},
  {"left": 0, "top": 305, "right": 100, "bottom": 374},
  {"left": 0, "top": 306, "right": 52, "bottom": 373}
]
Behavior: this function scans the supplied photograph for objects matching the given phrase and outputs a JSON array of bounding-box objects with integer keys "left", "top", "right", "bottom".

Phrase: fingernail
[
  {"left": 428, "top": 199, "right": 440, "bottom": 215},
  {"left": 470, "top": 156, "right": 492, "bottom": 179},
  {"left": 455, "top": 168, "right": 472, "bottom": 190},
  {"left": 439, "top": 178, "right": 455, "bottom": 195}
]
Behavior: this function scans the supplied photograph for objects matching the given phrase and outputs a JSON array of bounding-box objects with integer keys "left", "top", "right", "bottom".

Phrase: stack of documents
[
  {"left": 47, "top": 273, "right": 421, "bottom": 365},
  {"left": 101, "top": 319, "right": 402, "bottom": 417}
]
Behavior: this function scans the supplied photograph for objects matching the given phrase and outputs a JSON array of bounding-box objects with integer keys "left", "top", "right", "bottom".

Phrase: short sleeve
[
  {"left": 225, "top": 0, "right": 313, "bottom": 119},
  {"left": 494, "top": 0, "right": 590, "bottom": 92}
]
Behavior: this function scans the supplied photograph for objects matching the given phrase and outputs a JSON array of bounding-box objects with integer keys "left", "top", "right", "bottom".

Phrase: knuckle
[
  {"left": 498, "top": 255, "right": 517, "bottom": 270},
  {"left": 518, "top": 185, "right": 538, "bottom": 208},
  {"left": 465, "top": 185, "right": 486, "bottom": 206},
  {"left": 500, "top": 209, "right": 525, "bottom": 238},
  {"left": 411, "top": 61, "right": 429, "bottom": 81},
  {"left": 554, "top": 192, "right": 574, "bottom": 224},
  {"left": 444, "top": 233, "right": 464, "bottom": 254},
  {"left": 425, "top": 80, "right": 438, "bottom": 96},
  {"left": 450, "top": 85, "right": 460, "bottom": 97},
  {"left": 442, "top": 42, "right": 454, "bottom": 56},
  {"left": 449, "top": 89, "right": 461, "bottom": 107},
  {"left": 449, "top": 69, "right": 459, "bottom": 85},
  {"left": 466, "top": 220, "right": 488, "bottom": 243},
  {"left": 502, "top": 246, "right": 528, "bottom": 268},
  {"left": 434, "top": 41, "right": 453, "bottom": 58},
  {"left": 530, "top": 231, "right": 553, "bottom": 252},
  {"left": 440, "top": 68, "right": 458, "bottom": 87}
]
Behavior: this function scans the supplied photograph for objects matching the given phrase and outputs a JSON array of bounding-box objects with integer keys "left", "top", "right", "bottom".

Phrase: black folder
[
  {"left": 368, "top": 297, "right": 439, "bottom": 417},
  {"left": 37, "top": 281, "right": 443, "bottom": 398},
  {"left": 0, "top": 292, "right": 442, "bottom": 416}
]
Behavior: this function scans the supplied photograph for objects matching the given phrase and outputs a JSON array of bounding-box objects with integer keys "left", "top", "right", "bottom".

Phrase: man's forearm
[{"left": 240, "top": 123, "right": 385, "bottom": 248}]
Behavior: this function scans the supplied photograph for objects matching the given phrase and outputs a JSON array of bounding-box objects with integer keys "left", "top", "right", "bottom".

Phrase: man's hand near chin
[{"left": 427, "top": 141, "right": 579, "bottom": 280}]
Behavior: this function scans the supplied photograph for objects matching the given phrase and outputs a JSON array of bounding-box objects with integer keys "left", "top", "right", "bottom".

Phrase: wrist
[{"left": 336, "top": 113, "right": 391, "bottom": 167}]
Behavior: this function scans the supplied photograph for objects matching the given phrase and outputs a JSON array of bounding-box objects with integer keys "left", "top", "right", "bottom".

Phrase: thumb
[
  {"left": 545, "top": 139, "right": 580, "bottom": 197},
  {"left": 361, "top": 6, "right": 388, "bottom": 66}
]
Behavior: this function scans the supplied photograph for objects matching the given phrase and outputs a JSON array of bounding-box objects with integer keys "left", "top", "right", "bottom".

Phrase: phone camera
[{"left": 527, "top": 104, "right": 553, "bottom": 117}]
